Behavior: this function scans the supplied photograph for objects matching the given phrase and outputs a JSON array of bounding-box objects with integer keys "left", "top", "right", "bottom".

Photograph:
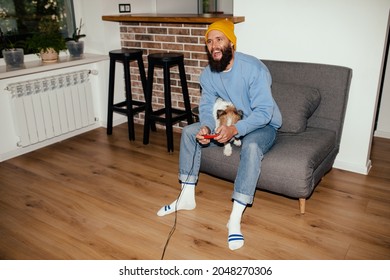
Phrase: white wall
[
  {"left": 376, "top": 42, "right": 390, "bottom": 139},
  {"left": 73, "top": 0, "right": 156, "bottom": 55},
  {"left": 234, "top": 0, "right": 390, "bottom": 174}
]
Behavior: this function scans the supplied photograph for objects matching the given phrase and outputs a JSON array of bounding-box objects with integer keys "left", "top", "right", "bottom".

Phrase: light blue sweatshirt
[{"left": 199, "top": 52, "right": 282, "bottom": 137}]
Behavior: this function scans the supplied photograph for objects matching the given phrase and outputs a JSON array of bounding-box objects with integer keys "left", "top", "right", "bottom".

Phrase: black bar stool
[
  {"left": 143, "top": 52, "right": 193, "bottom": 152},
  {"left": 107, "top": 48, "right": 148, "bottom": 141}
]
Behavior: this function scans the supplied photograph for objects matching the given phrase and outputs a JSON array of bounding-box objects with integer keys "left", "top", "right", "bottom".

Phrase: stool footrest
[
  {"left": 149, "top": 108, "right": 189, "bottom": 123},
  {"left": 113, "top": 100, "right": 146, "bottom": 115}
]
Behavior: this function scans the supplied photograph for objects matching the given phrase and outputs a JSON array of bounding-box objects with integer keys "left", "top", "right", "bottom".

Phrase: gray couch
[{"left": 199, "top": 60, "right": 352, "bottom": 214}]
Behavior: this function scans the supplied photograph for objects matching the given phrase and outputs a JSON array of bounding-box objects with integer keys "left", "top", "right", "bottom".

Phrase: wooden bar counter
[{"left": 102, "top": 13, "right": 245, "bottom": 24}]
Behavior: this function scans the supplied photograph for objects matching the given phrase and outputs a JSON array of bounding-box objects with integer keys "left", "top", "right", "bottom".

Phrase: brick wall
[{"left": 119, "top": 22, "right": 209, "bottom": 130}]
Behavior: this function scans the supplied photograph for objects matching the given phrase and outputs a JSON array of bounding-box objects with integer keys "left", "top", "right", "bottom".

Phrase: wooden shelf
[{"left": 101, "top": 13, "right": 245, "bottom": 24}]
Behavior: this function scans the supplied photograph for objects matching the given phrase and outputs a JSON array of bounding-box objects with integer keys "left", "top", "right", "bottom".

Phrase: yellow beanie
[{"left": 205, "top": 19, "right": 237, "bottom": 49}]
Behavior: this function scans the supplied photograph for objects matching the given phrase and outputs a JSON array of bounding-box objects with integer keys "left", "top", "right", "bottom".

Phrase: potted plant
[
  {"left": 1, "top": 28, "right": 24, "bottom": 69},
  {"left": 65, "top": 18, "right": 86, "bottom": 58},
  {"left": 25, "top": 16, "right": 67, "bottom": 63}
]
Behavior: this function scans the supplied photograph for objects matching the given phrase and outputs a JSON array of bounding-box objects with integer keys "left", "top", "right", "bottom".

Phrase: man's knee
[
  {"left": 242, "top": 141, "right": 263, "bottom": 159},
  {"left": 183, "top": 122, "right": 200, "bottom": 136}
]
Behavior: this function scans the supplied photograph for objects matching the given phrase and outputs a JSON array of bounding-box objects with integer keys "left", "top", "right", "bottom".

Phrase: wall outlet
[{"left": 119, "top": 4, "right": 131, "bottom": 13}]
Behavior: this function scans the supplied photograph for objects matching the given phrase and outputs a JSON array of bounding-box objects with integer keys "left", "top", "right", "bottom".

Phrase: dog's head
[{"left": 216, "top": 105, "right": 243, "bottom": 126}]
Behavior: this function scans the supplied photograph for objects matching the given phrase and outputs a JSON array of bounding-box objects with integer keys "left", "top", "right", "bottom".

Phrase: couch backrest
[{"left": 263, "top": 60, "right": 352, "bottom": 147}]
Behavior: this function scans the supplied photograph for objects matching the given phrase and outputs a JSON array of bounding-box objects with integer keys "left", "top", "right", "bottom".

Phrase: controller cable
[{"left": 160, "top": 142, "right": 199, "bottom": 260}]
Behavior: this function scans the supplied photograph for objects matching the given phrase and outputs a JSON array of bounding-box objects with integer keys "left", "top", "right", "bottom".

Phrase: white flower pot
[{"left": 40, "top": 48, "right": 59, "bottom": 63}]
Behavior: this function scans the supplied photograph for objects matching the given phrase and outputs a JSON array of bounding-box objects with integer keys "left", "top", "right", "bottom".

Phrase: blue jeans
[{"left": 178, "top": 122, "right": 277, "bottom": 205}]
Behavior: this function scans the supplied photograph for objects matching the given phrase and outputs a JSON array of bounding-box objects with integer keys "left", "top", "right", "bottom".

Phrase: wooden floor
[{"left": 0, "top": 123, "right": 389, "bottom": 260}]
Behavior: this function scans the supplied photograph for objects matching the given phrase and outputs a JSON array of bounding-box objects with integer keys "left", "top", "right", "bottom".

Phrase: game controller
[{"left": 203, "top": 134, "right": 219, "bottom": 139}]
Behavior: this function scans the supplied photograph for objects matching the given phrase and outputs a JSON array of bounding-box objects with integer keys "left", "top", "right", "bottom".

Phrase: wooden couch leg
[{"left": 299, "top": 198, "right": 306, "bottom": 214}]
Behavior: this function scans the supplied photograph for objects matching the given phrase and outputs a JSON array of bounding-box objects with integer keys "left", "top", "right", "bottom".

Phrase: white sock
[
  {"left": 157, "top": 183, "right": 196, "bottom": 216},
  {"left": 227, "top": 200, "right": 246, "bottom": 250}
]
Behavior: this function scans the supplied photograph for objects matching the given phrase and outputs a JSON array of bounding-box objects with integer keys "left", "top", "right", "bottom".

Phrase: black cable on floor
[{"left": 160, "top": 143, "right": 198, "bottom": 260}]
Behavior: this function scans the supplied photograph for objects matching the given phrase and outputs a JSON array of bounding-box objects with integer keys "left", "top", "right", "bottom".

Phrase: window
[{"left": 0, "top": 0, "right": 76, "bottom": 57}]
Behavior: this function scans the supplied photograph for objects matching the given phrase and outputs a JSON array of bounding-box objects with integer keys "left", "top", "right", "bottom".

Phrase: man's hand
[
  {"left": 210, "top": 125, "right": 238, "bottom": 143},
  {"left": 215, "top": 125, "right": 238, "bottom": 143},
  {"left": 196, "top": 125, "right": 238, "bottom": 144},
  {"left": 196, "top": 126, "right": 212, "bottom": 144}
]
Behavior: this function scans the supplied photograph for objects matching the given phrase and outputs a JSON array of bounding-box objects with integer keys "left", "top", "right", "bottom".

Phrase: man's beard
[{"left": 207, "top": 44, "right": 233, "bottom": 73}]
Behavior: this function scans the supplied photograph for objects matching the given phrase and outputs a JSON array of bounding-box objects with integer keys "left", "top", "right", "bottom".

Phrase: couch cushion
[{"left": 272, "top": 82, "right": 321, "bottom": 133}]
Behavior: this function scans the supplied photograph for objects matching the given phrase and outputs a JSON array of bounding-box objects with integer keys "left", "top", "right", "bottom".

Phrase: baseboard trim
[
  {"left": 374, "top": 130, "right": 390, "bottom": 139},
  {"left": 0, "top": 123, "right": 101, "bottom": 162},
  {"left": 333, "top": 158, "right": 372, "bottom": 175}
]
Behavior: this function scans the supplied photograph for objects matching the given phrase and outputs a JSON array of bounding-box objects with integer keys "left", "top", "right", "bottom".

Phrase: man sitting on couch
[{"left": 156, "top": 19, "right": 282, "bottom": 251}]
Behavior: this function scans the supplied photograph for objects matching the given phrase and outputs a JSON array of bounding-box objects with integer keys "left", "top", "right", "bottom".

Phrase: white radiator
[{"left": 5, "top": 70, "right": 97, "bottom": 147}]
